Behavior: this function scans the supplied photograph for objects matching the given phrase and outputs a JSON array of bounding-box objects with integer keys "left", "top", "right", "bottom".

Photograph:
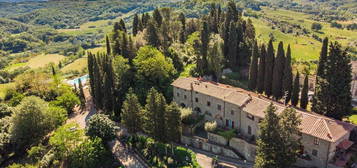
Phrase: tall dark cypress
[
  {"left": 121, "top": 32, "right": 129, "bottom": 58},
  {"left": 300, "top": 74, "right": 309, "bottom": 109},
  {"left": 146, "top": 20, "right": 160, "bottom": 48},
  {"left": 282, "top": 45, "right": 293, "bottom": 103},
  {"left": 133, "top": 14, "right": 139, "bottom": 36},
  {"left": 200, "top": 21, "right": 209, "bottom": 75},
  {"left": 264, "top": 39, "right": 275, "bottom": 97},
  {"left": 119, "top": 19, "right": 126, "bottom": 32},
  {"left": 51, "top": 65, "right": 56, "bottom": 76},
  {"left": 113, "top": 38, "right": 121, "bottom": 56},
  {"left": 93, "top": 55, "right": 103, "bottom": 109},
  {"left": 78, "top": 78, "right": 86, "bottom": 109},
  {"left": 257, "top": 44, "right": 266, "bottom": 94},
  {"left": 103, "top": 55, "right": 115, "bottom": 115},
  {"left": 113, "top": 22, "right": 120, "bottom": 40},
  {"left": 227, "top": 22, "right": 238, "bottom": 69},
  {"left": 248, "top": 41, "right": 259, "bottom": 90},
  {"left": 106, "top": 35, "right": 111, "bottom": 55},
  {"left": 179, "top": 13, "right": 186, "bottom": 43},
  {"left": 153, "top": 8, "right": 163, "bottom": 27},
  {"left": 312, "top": 37, "right": 328, "bottom": 113},
  {"left": 316, "top": 37, "right": 329, "bottom": 79},
  {"left": 313, "top": 42, "right": 352, "bottom": 119},
  {"left": 291, "top": 72, "right": 300, "bottom": 106},
  {"left": 272, "top": 41, "right": 285, "bottom": 100}
]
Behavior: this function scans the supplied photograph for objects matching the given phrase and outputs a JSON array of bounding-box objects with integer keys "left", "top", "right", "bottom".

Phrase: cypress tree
[
  {"left": 278, "top": 108, "right": 301, "bottom": 167},
  {"left": 106, "top": 35, "right": 111, "bottom": 56},
  {"left": 291, "top": 72, "right": 300, "bottom": 106},
  {"left": 165, "top": 103, "right": 182, "bottom": 143},
  {"left": 201, "top": 21, "right": 210, "bottom": 75},
  {"left": 121, "top": 32, "right": 129, "bottom": 58},
  {"left": 316, "top": 37, "right": 329, "bottom": 79},
  {"left": 255, "top": 104, "right": 283, "bottom": 168},
  {"left": 248, "top": 41, "right": 259, "bottom": 90},
  {"left": 113, "top": 39, "right": 121, "bottom": 56},
  {"left": 58, "top": 62, "right": 62, "bottom": 69},
  {"left": 264, "top": 39, "right": 274, "bottom": 97},
  {"left": 282, "top": 45, "right": 293, "bottom": 104},
  {"left": 122, "top": 88, "right": 142, "bottom": 133},
  {"left": 272, "top": 41, "right": 285, "bottom": 100},
  {"left": 257, "top": 44, "right": 266, "bottom": 94},
  {"left": 87, "top": 52, "right": 95, "bottom": 100},
  {"left": 113, "top": 22, "right": 120, "bottom": 40},
  {"left": 313, "top": 42, "right": 352, "bottom": 119},
  {"left": 103, "top": 56, "right": 114, "bottom": 115},
  {"left": 133, "top": 14, "right": 139, "bottom": 36},
  {"left": 51, "top": 65, "right": 56, "bottom": 76},
  {"left": 93, "top": 55, "right": 103, "bottom": 109},
  {"left": 78, "top": 78, "right": 86, "bottom": 109},
  {"left": 227, "top": 22, "right": 238, "bottom": 69},
  {"left": 300, "top": 74, "right": 309, "bottom": 109},
  {"left": 119, "top": 19, "right": 126, "bottom": 32},
  {"left": 153, "top": 8, "right": 163, "bottom": 27},
  {"left": 312, "top": 37, "right": 329, "bottom": 114},
  {"left": 179, "top": 12, "right": 186, "bottom": 43},
  {"left": 146, "top": 20, "right": 160, "bottom": 48},
  {"left": 143, "top": 88, "right": 167, "bottom": 142}
]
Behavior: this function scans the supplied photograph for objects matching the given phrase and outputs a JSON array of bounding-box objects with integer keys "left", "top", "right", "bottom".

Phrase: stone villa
[{"left": 172, "top": 77, "right": 356, "bottom": 168}]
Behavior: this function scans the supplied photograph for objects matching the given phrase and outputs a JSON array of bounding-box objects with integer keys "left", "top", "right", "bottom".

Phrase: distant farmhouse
[{"left": 172, "top": 77, "right": 356, "bottom": 168}]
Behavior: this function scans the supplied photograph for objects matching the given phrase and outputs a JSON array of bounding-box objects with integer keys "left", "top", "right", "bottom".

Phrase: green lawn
[
  {"left": 61, "top": 57, "right": 87, "bottom": 73},
  {"left": 6, "top": 54, "right": 65, "bottom": 71},
  {"left": 250, "top": 7, "right": 357, "bottom": 62}
]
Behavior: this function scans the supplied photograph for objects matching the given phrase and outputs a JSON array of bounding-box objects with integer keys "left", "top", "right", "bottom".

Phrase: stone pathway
[{"left": 109, "top": 140, "right": 147, "bottom": 168}]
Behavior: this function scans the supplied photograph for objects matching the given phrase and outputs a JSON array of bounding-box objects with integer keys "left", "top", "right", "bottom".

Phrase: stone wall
[
  {"left": 181, "top": 135, "right": 240, "bottom": 159},
  {"left": 229, "top": 137, "right": 256, "bottom": 161},
  {"left": 208, "top": 132, "right": 228, "bottom": 146}
]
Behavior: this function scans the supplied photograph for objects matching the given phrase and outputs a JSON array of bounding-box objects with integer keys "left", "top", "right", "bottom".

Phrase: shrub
[
  {"left": 86, "top": 114, "right": 116, "bottom": 141},
  {"left": 181, "top": 108, "right": 195, "bottom": 125},
  {"left": 52, "top": 91, "right": 80, "bottom": 114},
  {"left": 204, "top": 121, "right": 217, "bottom": 132}
]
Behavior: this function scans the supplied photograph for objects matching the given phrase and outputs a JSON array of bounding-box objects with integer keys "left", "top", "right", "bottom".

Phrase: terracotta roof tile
[{"left": 172, "top": 77, "right": 356, "bottom": 142}]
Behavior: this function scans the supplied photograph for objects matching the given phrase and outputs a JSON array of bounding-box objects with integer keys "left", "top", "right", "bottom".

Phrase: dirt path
[{"left": 67, "top": 87, "right": 96, "bottom": 128}]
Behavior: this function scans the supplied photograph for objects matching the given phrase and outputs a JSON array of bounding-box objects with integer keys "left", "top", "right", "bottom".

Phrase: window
[
  {"left": 176, "top": 92, "right": 180, "bottom": 97},
  {"left": 247, "top": 114, "right": 255, "bottom": 121},
  {"left": 217, "top": 104, "right": 221, "bottom": 111},
  {"left": 184, "top": 95, "right": 187, "bottom": 99},
  {"left": 232, "top": 121, "right": 235, "bottom": 128},
  {"left": 226, "top": 120, "right": 229, "bottom": 127},
  {"left": 195, "top": 97, "right": 199, "bottom": 102},
  {"left": 313, "top": 138, "right": 319, "bottom": 145},
  {"left": 248, "top": 126, "right": 252, "bottom": 135},
  {"left": 207, "top": 101, "right": 211, "bottom": 106},
  {"left": 312, "top": 149, "right": 318, "bottom": 157},
  {"left": 231, "top": 110, "right": 234, "bottom": 115}
]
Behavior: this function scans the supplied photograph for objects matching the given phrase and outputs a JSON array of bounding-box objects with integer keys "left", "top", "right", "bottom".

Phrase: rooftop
[{"left": 172, "top": 77, "right": 356, "bottom": 142}]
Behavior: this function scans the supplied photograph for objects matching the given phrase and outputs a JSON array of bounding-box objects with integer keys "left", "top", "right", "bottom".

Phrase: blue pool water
[{"left": 67, "top": 74, "right": 89, "bottom": 86}]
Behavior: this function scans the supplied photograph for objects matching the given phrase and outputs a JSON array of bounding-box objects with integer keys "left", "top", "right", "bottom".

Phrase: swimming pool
[{"left": 67, "top": 74, "right": 89, "bottom": 86}]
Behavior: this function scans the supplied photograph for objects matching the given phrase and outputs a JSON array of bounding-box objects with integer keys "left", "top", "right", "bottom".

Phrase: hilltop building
[{"left": 172, "top": 77, "right": 356, "bottom": 168}]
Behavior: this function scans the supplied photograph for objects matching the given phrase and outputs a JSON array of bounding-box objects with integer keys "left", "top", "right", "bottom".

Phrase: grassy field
[
  {"left": 6, "top": 54, "right": 65, "bottom": 71},
  {"left": 61, "top": 57, "right": 87, "bottom": 73},
  {"left": 57, "top": 9, "right": 138, "bottom": 36},
  {"left": 250, "top": 7, "right": 357, "bottom": 62}
]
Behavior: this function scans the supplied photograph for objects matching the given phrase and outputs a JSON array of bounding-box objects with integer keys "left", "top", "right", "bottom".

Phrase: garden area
[{"left": 124, "top": 135, "right": 201, "bottom": 168}]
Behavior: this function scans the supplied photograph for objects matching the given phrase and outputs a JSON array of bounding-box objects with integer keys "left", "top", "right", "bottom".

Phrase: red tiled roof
[
  {"left": 172, "top": 77, "right": 356, "bottom": 142},
  {"left": 337, "top": 139, "right": 354, "bottom": 150}
]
